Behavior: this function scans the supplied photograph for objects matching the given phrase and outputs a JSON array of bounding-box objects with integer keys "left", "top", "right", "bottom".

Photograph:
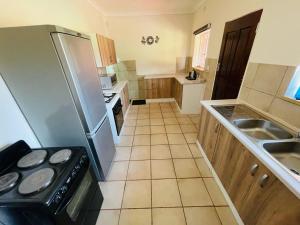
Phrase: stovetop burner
[
  {"left": 49, "top": 149, "right": 72, "bottom": 165},
  {"left": 18, "top": 168, "right": 55, "bottom": 195},
  {"left": 0, "top": 172, "right": 20, "bottom": 193},
  {"left": 17, "top": 150, "right": 47, "bottom": 169},
  {"left": 103, "top": 93, "right": 116, "bottom": 103}
]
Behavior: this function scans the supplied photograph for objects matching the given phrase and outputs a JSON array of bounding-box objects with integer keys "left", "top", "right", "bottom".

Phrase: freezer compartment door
[
  {"left": 52, "top": 33, "right": 107, "bottom": 133},
  {"left": 88, "top": 116, "right": 115, "bottom": 180}
]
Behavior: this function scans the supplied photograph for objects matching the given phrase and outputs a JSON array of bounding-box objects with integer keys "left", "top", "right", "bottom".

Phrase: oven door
[
  {"left": 112, "top": 98, "right": 124, "bottom": 135},
  {"left": 55, "top": 167, "right": 103, "bottom": 225}
]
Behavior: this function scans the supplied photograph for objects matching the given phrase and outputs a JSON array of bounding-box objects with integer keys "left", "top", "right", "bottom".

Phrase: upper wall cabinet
[{"left": 89, "top": 34, "right": 117, "bottom": 67}]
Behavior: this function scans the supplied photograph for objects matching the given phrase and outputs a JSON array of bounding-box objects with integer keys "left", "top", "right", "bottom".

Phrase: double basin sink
[{"left": 213, "top": 105, "right": 300, "bottom": 176}]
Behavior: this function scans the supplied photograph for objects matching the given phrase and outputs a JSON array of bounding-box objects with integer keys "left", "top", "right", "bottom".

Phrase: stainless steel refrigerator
[{"left": 0, "top": 25, "right": 115, "bottom": 181}]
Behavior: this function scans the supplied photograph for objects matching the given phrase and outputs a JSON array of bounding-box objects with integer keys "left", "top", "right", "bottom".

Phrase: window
[
  {"left": 285, "top": 66, "right": 300, "bottom": 101},
  {"left": 192, "top": 24, "right": 211, "bottom": 70}
]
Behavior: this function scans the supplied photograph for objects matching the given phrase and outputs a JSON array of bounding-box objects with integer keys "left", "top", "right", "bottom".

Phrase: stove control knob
[
  {"left": 61, "top": 185, "right": 68, "bottom": 194},
  {"left": 54, "top": 194, "right": 62, "bottom": 204},
  {"left": 66, "top": 177, "right": 71, "bottom": 184}
]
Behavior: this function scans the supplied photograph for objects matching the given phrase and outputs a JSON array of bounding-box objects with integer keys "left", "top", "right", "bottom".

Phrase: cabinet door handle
[
  {"left": 259, "top": 174, "right": 269, "bottom": 188},
  {"left": 250, "top": 164, "right": 259, "bottom": 176},
  {"left": 214, "top": 123, "right": 219, "bottom": 133}
]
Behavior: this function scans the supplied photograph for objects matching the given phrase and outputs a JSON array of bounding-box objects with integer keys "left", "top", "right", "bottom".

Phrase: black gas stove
[{"left": 0, "top": 140, "right": 103, "bottom": 225}]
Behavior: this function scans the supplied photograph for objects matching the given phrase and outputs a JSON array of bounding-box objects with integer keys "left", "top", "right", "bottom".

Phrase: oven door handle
[{"left": 55, "top": 191, "right": 75, "bottom": 215}]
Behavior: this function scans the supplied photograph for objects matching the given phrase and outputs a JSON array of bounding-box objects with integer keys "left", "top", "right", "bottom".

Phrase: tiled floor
[{"left": 97, "top": 102, "right": 238, "bottom": 225}]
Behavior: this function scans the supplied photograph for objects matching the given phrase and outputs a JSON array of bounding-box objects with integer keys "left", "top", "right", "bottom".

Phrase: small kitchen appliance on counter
[
  {"left": 186, "top": 70, "right": 198, "bottom": 80},
  {"left": 99, "top": 73, "right": 117, "bottom": 90},
  {"left": 0, "top": 140, "right": 103, "bottom": 225}
]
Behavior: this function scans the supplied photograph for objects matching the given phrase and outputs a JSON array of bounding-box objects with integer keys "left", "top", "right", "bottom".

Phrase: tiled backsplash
[
  {"left": 199, "top": 58, "right": 218, "bottom": 100},
  {"left": 239, "top": 63, "right": 300, "bottom": 129}
]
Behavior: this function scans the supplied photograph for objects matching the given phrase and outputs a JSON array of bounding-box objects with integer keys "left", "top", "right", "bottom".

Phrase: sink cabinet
[{"left": 197, "top": 107, "right": 300, "bottom": 225}]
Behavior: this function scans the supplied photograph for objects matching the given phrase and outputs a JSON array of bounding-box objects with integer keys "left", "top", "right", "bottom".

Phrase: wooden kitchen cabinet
[
  {"left": 96, "top": 34, "right": 117, "bottom": 66},
  {"left": 144, "top": 78, "right": 172, "bottom": 99},
  {"left": 199, "top": 107, "right": 221, "bottom": 162},
  {"left": 171, "top": 78, "right": 183, "bottom": 108},
  {"left": 198, "top": 108, "right": 300, "bottom": 225}
]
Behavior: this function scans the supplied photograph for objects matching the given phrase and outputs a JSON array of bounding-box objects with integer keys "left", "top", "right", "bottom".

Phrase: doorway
[{"left": 212, "top": 9, "right": 263, "bottom": 100}]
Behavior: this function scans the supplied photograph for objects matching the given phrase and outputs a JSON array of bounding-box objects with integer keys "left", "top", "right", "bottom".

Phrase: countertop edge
[
  {"left": 200, "top": 99, "right": 300, "bottom": 199},
  {"left": 143, "top": 74, "right": 206, "bottom": 85},
  {"left": 102, "top": 81, "right": 128, "bottom": 94}
]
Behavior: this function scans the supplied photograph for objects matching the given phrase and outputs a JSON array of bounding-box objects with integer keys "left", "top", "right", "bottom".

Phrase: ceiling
[{"left": 90, "top": 0, "right": 206, "bottom": 16}]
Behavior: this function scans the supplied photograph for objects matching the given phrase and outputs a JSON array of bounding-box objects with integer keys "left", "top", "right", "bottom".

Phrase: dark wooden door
[{"left": 212, "top": 10, "right": 263, "bottom": 100}]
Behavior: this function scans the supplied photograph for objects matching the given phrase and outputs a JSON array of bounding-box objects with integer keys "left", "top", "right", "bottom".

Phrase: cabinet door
[
  {"left": 240, "top": 165, "right": 300, "bottom": 225},
  {"left": 96, "top": 34, "right": 110, "bottom": 66},
  {"left": 108, "top": 39, "right": 117, "bottom": 64},
  {"left": 158, "top": 78, "right": 172, "bottom": 98},
  {"left": 202, "top": 112, "right": 220, "bottom": 162},
  {"left": 212, "top": 126, "right": 244, "bottom": 188},
  {"left": 197, "top": 107, "right": 209, "bottom": 146}
]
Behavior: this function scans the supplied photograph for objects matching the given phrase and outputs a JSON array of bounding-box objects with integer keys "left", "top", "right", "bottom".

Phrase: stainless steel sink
[
  {"left": 232, "top": 119, "right": 294, "bottom": 140},
  {"left": 263, "top": 142, "right": 300, "bottom": 175}
]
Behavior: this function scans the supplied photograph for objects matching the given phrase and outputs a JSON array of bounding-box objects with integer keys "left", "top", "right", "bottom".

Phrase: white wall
[
  {"left": 192, "top": 0, "right": 300, "bottom": 66},
  {"left": 0, "top": 77, "right": 40, "bottom": 149},
  {"left": 106, "top": 14, "right": 193, "bottom": 75},
  {"left": 0, "top": 0, "right": 108, "bottom": 35}
]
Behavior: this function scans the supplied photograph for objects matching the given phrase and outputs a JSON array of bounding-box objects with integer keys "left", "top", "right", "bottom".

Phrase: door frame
[{"left": 212, "top": 9, "right": 263, "bottom": 100}]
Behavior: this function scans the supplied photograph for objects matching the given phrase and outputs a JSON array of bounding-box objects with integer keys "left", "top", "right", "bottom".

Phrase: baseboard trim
[
  {"left": 146, "top": 98, "right": 175, "bottom": 103},
  {"left": 196, "top": 140, "right": 244, "bottom": 225}
]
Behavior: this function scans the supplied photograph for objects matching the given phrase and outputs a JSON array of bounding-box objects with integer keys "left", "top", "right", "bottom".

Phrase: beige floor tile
[
  {"left": 204, "top": 178, "right": 227, "bottom": 206},
  {"left": 161, "top": 108, "right": 173, "bottom": 113},
  {"left": 114, "top": 148, "right": 131, "bottom": 161},
  {"left": 165, "top": 124, "right": 182, "bottom": 133},
  {"left": 100, "top": 181, "right": 125, "bottom": 209},
  {"left": 177, "top": 178, "right": 213, "bottom": 206},
  {"left": 162, "top": 112, "right": 176, "bottom": 118},
  {"left": 150, "top": 118, "right": 164, "bottom": 125},
  {"left": 127, "top": 160, "right": 151, "bottom": 180},
  {"left": 136, "top": 119, "right": 150, "bottom": 126},
  {"left": 118, "top": 136, "right": 134, "bottom": 147},
  {"left": 167, "top": 133, "right": 187, "bottom": 144},
  {"left": 153, "top": 208, "right": 186, "bottom": 225},
  {"left": 119, "top": 209, "right": 151, "bottom": 225},
  {"left": 151, "top": 125, "right": 166, "bottom": 134},
  {"left": 130, "top": 146, "right": 151, "bottom": 160},
  {"left": 195, "top": 158, "right": 213, "bottom": 177},
  {"left": 135, "top": 126, "right": 151, "bottom": 135},
  {"left": 175, "top": 113, "right": 188, "bottom": 118},
  {"left": 184, "top": 207, "right": 221, "bottom": 225},
  {"left": 151, "top": 145, "right": 171, "bottom": 159},
  {"left": 150, "top": 112, "right": 163, "bottom": 119},
  {"left": 180, "top": 124, "right": 197, "bottom": 133},
  {"left": 124, "top": 119, "right": 137, "bottom": 127},
  {"left": 151, "top": 159, "right": 176, "bottom": 179},
  {"left": 170, "top": 144, "right": 193, "bottom": 158},
  {"left": 107, "top": 161, "right": 129, "bottom": 181},
  {"left": 190, "top": 116, "right": 200, "bottom": 124},
  {"left": 164, "top": 118, "right": 179, "bottom": 125},
  {"left": 184, "top": 133, "right": 197, "bottom": 144},
  {"left": 122, "top": 180, "right": 151, "bottom": 208},
  {"left": 121, "top": 126, "right": 135, "bottom": 136},
  {"left": 137, "top": 113, "right": 150, "bottom": 119},
  {"left": 188, "top": 144, "right": 201, "bottom": 158},
  {"left": 150, "top": 108, "right": 161, "bottom": 113},
  {"left": 138, "top": 109, "right": 149, "bottom": 114},
  {"left": 126, "top": 113, "right": 137, "bottom": 120},
  {"left": 215, "top": 207, "right": 238, "bottom": 225},
  {"left": 173, "top": 159, "right": 201, "bottom": 178},
  {"left": 152, "top": 179, "right": 181, "bottom": 207},
  {"left": 133, "top": 135, "right": 151, "bottom": 146},
  {"left": 151, "top": 134, "right": 169, "bottom": 145},
  {"left": 177, "top": 117, "right": 193, "bottom": 124},
  {"left": 96, "top": 210, "right": 120, "bottom": 225}
]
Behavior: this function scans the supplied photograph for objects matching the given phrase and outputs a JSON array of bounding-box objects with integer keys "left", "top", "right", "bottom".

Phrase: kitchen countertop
[
  {"left": 102, "top": 81, "right": 128, "bottom": 94},
  {"left": 200, "top": 99, "right": 300, "bottom": 199},
  {"left": 144, "top": 74, "right": 206, "bottom": 85}
]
